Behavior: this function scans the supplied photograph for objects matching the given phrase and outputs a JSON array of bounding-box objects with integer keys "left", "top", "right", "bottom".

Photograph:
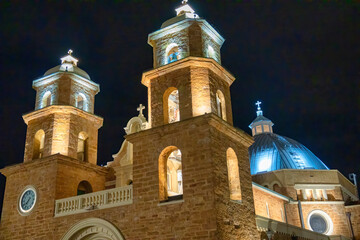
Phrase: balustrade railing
[{"left": 54, "top": 185, "right": 132, "bottom": 217}]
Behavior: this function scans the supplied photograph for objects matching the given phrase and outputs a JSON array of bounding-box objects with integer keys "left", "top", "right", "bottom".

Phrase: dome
[
  {"left": 43, "top": 65, "right": 91, "bottom": 80},
  {"left": 161, "top": 2, "right": 199, "bottom": 29},
  {"left": 249, "top": 132, "right": 329, "bottom": 175},
  {"left": 248, "top": 101, "right": 329, "bottom": 175}
]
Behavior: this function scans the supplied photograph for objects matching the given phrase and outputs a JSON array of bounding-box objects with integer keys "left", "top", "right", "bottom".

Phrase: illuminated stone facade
[{"left": 0, "top": 2, "right": 359, "bottom": 240}]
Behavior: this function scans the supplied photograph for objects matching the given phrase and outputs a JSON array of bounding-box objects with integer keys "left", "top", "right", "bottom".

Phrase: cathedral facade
[{"left": 0, "top": 2, "right": 359, "bottom": 240}]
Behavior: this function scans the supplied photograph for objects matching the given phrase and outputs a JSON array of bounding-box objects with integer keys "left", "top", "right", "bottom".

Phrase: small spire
[
  {"left": 175, "top": 0, "right": 198, "bottom": 18},
  {"left": 61, "top": 49, "right": 78, "bottom": 66},
  {"left": 255, "top": 101, "right": 263, "bottom": 116}
]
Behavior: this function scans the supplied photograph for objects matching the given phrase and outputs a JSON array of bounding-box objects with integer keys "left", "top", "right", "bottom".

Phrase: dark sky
[{"left": 0, "top": 0, "right": 359, "bottom": 214}]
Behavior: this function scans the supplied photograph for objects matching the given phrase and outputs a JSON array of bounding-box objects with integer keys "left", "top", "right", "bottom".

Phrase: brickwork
[
  {"left": 149, "top": 20, "right": 222, "bottom": 68},
  {"left": 23, "top": 106, "right": 103, "bottom": 164},
  {"left": 252, "top": 187, "right": 287, "bottom": 222},
  {"left": 302, "top": 203, "right": 351, "bottom": 237},
  {"left": 34, "top": 74, "right": 99, "bottom": 114},
  {"left": 142, "top": 58, "right": 235, "bottom": 128},
  {"left": 346, "top": 205, "right": 360, "bottom": 240}
]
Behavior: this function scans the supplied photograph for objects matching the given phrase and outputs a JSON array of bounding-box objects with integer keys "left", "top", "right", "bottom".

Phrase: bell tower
[
  {"left": 142, "top": 1, "right": 235, "bottom": 128},
  {"left": 129, "top": 2, "right": 259, "bottom": 239},
  {"left": 23, "top": 50, "right": 103, "bottom": 164}
]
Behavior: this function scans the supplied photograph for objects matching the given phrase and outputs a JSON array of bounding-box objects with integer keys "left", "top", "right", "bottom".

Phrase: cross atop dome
[
  {"left": 255, "top": 100, "right": 263, "bottom": 116},
  {"left": 182, "top": 0, "right": 188, "bottom": 4},
  {"left": 61, "top": 49, "right": 78, "bottom": 66}
]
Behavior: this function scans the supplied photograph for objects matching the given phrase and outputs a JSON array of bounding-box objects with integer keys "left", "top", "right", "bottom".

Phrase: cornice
[
  {"left": 141, "top": 57, "right": 235, "bottom": 87},
  {"left": 22, "top": 105, "right": 103, "bottom": 127}
]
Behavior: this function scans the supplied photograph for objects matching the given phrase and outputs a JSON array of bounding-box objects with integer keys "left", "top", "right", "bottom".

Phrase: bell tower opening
[
  {"left": 32, "top": 130, "right": 45, "bottom": 160},
  {"left": 42, "top": 91, "right": 52, "bottom": 108},
  {"left": 163, "top": 87, "right": 180, "bottom": 124},
  {"left": 159, "top": 146, "right": 183, "bottom": 202},
  {"left": 77, "top": 132, "right": 88, "bottom": 162},
  {"left": 216, "top": 90, "right": 226, "bottom": 121},
  {"left": 166, "top": 43, "right": 180, "bottom": 64},
  {"left": 77, "top": 180, "right": 93, "bottom": 195},
  {"left": 76, "top": 93, "right": 86, "bottom": 110}
]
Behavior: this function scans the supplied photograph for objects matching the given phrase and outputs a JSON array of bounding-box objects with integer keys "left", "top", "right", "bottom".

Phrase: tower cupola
[
  {"left": 249, "top": 101, "right": 274, "bottom": 136},
  {"left": 148, "top": 0, "right": 224, "bottom": 68}
]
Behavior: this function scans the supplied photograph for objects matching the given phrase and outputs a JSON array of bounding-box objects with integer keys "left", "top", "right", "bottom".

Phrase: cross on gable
[{"left": 137, "top": 104, "right": 145, "bottom": 116}]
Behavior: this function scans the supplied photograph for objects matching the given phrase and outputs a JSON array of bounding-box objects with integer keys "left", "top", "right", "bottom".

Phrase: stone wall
[
  {"left": 252, "top": 187, "right": 287, "bottom": 223},
  {"left": 0, "top": 114, "right": 259, "bottom": 240},
  {"left": 346, "top": 205, "right": 360, "bottom": 240}
]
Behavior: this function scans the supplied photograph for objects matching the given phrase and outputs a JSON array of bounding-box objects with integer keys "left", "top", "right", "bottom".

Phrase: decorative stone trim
[
  {"left": 61, "top": 218, "right": 124, "bottom": 240},
  {"left": 55, "top": 186, "right": 132, "bottom": 217}
]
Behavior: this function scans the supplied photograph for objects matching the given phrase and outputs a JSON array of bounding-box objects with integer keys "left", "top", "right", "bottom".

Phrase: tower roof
[
  {"left": 43, "top": 50, "right": 91, "bottom": 80},
  {"left": 249, "top": 101, "right": 274, "bottom": 136},
  {"left": 161, "top": 0, "right": 199, "bottom": 28},
  {"left": 249, "top": 133, "right": 329, "bottom": 175}
]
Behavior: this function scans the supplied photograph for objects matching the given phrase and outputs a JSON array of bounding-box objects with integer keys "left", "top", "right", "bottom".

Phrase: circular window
[
  {"left": 307, "top": 210, "right": 333, "bottom": 235},
  {"left": 18, "top": 186, "right": 37, "bottom": 215}
]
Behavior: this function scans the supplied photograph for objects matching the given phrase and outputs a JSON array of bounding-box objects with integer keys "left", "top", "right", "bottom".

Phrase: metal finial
[
  {"left": 182, "top": 0, "right": 188, "bottom": 5},
  {"left": 68, "top": 49, "right": 73, "bottom": 55}
]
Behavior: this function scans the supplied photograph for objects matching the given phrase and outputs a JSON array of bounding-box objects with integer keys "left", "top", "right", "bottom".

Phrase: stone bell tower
[
  {"left": 143, "top": 1, "right": 234, "bottom": 128},
  {"left": 126, "top": 2, "right": 259, "bottom": 239},
  {"left": 23, "top": 50, "right": 103, "bottom": 164},
  {"left": 0, "top": 51, "right": 107, "bottom": 238}
]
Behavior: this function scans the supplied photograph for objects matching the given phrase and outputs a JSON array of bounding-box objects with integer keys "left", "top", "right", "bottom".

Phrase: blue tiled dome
[
  {"left": 249, "top": 132, "right": 329, "bottom": 175},
  {"left": 248, "top": 102, "right": 329, "bottom": 175}
]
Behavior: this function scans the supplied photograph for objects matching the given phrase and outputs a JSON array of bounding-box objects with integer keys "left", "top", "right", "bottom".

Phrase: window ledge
[
  {"left": 158, "top": 199, "right": 184, "bottom": 206},
  {"left": 230, "top": 199, "right": 243, "bottom": 204}
]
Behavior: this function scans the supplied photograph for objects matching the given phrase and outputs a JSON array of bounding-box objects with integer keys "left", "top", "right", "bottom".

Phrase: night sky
[{"left": 0, "top": 0, "right": 359, "bottom": 215}]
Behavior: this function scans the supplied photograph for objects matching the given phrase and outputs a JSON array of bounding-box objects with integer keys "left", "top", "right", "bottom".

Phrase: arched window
[
  {"left": 216, "top": 90, "right": 226, "bottom": 121},
  {"left": 77, "top": 132, "right": 88, "bottom": 162},
  {"left": 42, "top": 91, "right": 52, "bottom": 108},
  {"left": 77, "top": 180, "right": 92, "bottom": 195},
  {"left": 33, "top": 130, "right": 45, "bottom": 159},
  {"left": 166, "top": 43, "right": 180, "bottom": 64},
  {"left": 207, "top": 45, "right": 216, "bottom": 60},
  {"left": 226, "top": 148, "right": 241, "bottom": 201},
  {"left": 163, "top": 87, "right": 180, "bottom": 124},
  {"left": 76, "top": 93, "right": 86, "bottom": 110},
  {"left": 158, "top": 146, "right": 183, "bottom": 202}
]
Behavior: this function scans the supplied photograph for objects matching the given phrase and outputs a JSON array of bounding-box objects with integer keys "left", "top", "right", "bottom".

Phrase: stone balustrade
[{"left": 54, "top": 185, "right": 132, "bottom": 217}]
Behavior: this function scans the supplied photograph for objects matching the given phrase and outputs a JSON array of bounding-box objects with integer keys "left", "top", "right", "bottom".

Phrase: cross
[
  {"left": 68, "top": 49, "right": 73, "bottom": 55},
  {"left": 255, "top": 101, "right": 262, "bottom": 110},
  {"left": 182, "top": 0, "right": 188, "bottom": 5},
  {"left": 137, "top": 104, "right": 145, "bottom": 116}
]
